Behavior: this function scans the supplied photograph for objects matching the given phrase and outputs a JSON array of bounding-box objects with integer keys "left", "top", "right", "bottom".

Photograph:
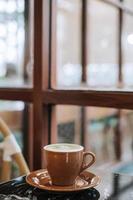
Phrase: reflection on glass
[
  {"left": 56, "top": 0, "right": 82, "bottom": 87},
  {"left": 96, "top": 172, "right": 133, "bottom": 199}
]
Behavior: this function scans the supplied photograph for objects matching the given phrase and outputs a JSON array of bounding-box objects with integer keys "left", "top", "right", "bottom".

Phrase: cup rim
[{"left": 43, "top": 143, "right": 84, "bottom": 153}]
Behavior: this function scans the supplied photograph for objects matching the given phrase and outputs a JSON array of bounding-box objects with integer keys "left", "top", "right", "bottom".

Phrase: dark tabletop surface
[{"left": 0, "top": 168, "right": 133, "bottom": 200}]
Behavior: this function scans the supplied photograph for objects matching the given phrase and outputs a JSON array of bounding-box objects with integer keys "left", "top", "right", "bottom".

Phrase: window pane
[
  {"left": 123, "top": 12, "right": 133, "bottom": 87},
  {"left": 57, "top": 106, "right": 81, "bottom": 144},
  {"left": 87, "top": 0, "right": 118, "bottom": 88},
  {"left": 0, "top": 0, "right": 33, "bottom": 88},
  {"left": 55, "top": 0, "right": 133, "bottom": 91},
  {"left": 124, "top": 0, "right": 133, "bottom": 7},
  {"left": 0, "top": 100, "right": 30, "bottom": 179},
  {"left": 55, "top": 0, "right": 120, "bottom": 90},
  {"left": 56, "top": 105, "right": 133, "bottom": 169},
  {"left": 56, "top": 0, "right": 82, "bottom": 87}
]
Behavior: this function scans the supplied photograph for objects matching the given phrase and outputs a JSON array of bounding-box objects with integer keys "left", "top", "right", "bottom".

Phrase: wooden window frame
[{"left": 0, "top": 0, "right": 133, "bottom": 170}]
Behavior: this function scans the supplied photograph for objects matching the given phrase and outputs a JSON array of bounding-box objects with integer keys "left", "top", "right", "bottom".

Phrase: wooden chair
[{"left": 0, "top": 118, "right": 30, "bottom": 182}]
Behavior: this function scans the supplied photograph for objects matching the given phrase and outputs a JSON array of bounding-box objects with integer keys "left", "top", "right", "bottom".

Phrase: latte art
[{"left": 44, "top": 143, "right": 83, "bottom": 152}]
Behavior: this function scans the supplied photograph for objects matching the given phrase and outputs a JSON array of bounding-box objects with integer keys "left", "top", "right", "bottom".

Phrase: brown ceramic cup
[{"left": 44, "top": 143, "right": 95, "bottom": 186}]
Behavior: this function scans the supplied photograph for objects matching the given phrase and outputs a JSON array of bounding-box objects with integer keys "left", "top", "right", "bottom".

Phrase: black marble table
[{"left": 0, "top": 169, "right": 133, "bottom": 200}]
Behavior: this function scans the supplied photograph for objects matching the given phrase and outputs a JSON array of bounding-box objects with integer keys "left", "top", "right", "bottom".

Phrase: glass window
[
  {"left": 123, "top": 13, "right": 133, "bottom": 87},
  {"left": 0, "top": 0, "right": 33, "bottom": 87},
  {"left": 124, "top": 0, "right": 133, "bottom": 7},
  {"left": 0, "top": 100, "right": 30, "bottom": 179},
  {"left": 56, "top": 0, "right": 82, "bottom": 88},
  {"left": 87, "top": 0, "right": 118, "bottom": 88},
  {"left": 56, "top": 106, "right": 133, "bottom": 166}
]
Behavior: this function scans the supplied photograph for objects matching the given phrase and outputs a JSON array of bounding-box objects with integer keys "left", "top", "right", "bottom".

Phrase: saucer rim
[{"left": 26, "top": 169, "right": 101, "bottom": 192}]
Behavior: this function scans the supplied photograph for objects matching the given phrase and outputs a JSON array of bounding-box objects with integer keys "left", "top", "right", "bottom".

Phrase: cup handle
[{"left": 80, "top": 152, "right": 96, "bottom": 174}]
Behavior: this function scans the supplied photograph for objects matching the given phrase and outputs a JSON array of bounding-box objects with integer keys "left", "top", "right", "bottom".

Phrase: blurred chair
[
  {"left": 0, "top": 118, "right": 30, "bottom": 182},
  {"left": 87, "top": 107, "right": 119, "bottom": 161}
]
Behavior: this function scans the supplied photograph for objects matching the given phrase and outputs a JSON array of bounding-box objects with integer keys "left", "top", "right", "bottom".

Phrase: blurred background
[{"left": 0, "top": 0, "right": 133, "bottom": 177}]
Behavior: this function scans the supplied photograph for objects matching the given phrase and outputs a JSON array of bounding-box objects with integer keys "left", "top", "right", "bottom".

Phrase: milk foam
[{"left": 44, "top": 143, "right": 83, "bottom": 152}]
